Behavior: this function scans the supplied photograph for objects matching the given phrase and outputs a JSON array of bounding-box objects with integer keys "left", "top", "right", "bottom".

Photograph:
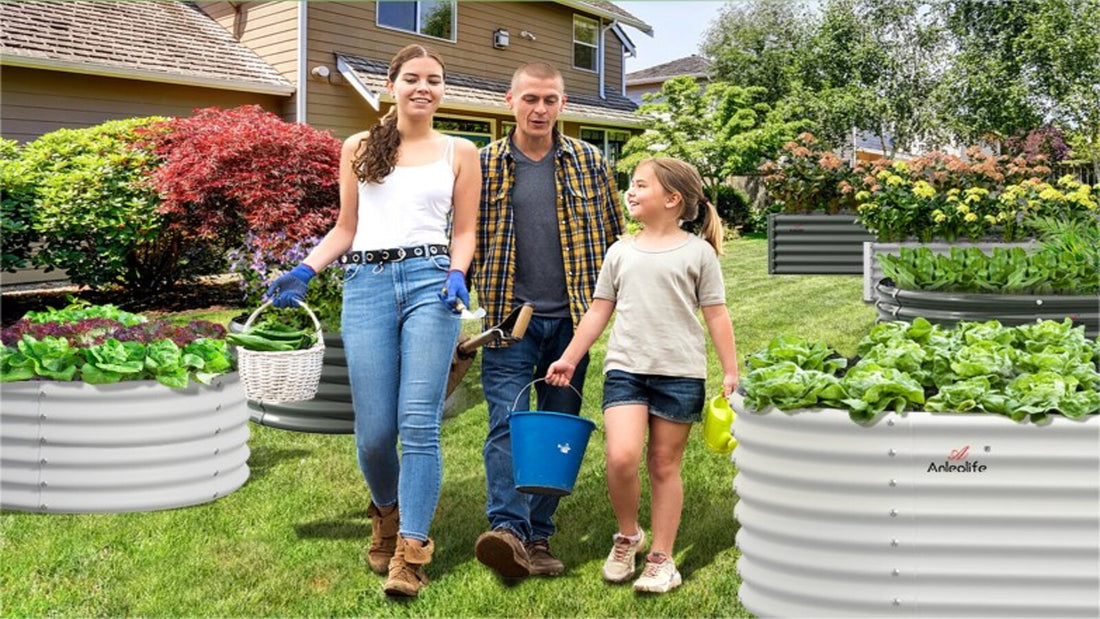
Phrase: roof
[
  {"left": 0, "top": 0, "right": 294, "bottom": 95},
  {"left": 557, "top": 1, "right": 653, "bottom": 35},
  {"left": 626, "top": 55, "right": 712, "bottom": 85},
  {"left": 338, "top": 53, "right": 643, "bottom": 128}
]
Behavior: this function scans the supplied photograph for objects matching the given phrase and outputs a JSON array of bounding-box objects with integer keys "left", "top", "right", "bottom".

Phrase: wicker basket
[{"left": 236, "top": 301, "right": 324, "bottom": 403}]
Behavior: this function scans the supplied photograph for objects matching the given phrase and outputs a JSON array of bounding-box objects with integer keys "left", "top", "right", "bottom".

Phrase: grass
[{"left": 0, "top": 237, "right": 876, "bottom": 617}]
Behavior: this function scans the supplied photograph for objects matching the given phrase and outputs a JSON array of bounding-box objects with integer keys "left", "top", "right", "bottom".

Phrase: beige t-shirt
[{"left": 594, "top": 234, "right": 727, "bottom": 379}]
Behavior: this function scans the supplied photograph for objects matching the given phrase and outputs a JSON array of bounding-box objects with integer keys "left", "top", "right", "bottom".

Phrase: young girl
[
  {"left": 266, "top": 44, "right": 480, "bottom": 597},
  {"left": 545, "top": 157, "right": 738, "bottom": 593}
]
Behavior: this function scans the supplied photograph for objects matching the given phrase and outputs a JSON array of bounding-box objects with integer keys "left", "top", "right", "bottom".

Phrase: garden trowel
[{"left": 445, "top": 303, "right": 534, "bottom": 397}]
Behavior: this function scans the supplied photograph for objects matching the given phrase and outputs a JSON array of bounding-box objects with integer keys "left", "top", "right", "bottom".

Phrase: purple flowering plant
[{"left": 227, "top": 232, "right": 344, "bottom": 331}]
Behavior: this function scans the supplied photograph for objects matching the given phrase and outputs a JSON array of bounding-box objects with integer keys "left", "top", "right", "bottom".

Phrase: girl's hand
[
  {"left": 545, "top": 359, "right": 576, "bottom": 387},
  {"left": 723, "top": 373, "right": 740, "bottom": 397}
]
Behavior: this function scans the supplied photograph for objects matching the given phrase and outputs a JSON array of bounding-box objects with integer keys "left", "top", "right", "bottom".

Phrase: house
[
  {"left": 0, "top": 0, "right": 652, "bottom": 169},
  {"left": 625, "top": 54, "right": 711, "bottom": 104}
]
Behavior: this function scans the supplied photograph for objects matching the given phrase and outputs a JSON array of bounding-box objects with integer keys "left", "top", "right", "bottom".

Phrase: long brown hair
[
  {"left": 639, "top": 157, "right": 725, "bottom": 255},
  {"left": 353, "top": 44, "right": 446, "bottom": 184}
]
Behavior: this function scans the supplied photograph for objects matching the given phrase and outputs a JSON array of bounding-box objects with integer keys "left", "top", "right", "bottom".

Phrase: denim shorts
[{"left": 602, "top": 369, "right": 706, "bottom": 424}]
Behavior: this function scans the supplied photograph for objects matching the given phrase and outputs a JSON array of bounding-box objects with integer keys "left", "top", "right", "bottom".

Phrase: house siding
[
  {"left": 0, "top": 66, "right": 284, "bottom": 143},
  {"left": 198, "top": 1, "right": 299, "bottom": 120},
  {"left": 300, "top": 1, "right": 630, "bottom": 139}
]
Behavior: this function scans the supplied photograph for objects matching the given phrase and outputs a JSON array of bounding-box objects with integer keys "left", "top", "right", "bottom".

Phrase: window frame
[
  {"left": 376, "top": 1, "right": 457, "bottom": 43},
  {"left": 572, "top": 14, "right": 600, "bottom": 73},
  {"left": 434, "top": 114, "right": 495, "bottom": 148}
]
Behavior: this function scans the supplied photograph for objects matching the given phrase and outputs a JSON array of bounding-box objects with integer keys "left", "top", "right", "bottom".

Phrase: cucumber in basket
[{"left": 228, "top": 319, "right": 318, "bottom": 351}]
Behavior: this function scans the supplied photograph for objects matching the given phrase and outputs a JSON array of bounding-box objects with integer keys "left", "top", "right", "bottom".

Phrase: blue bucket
[{"left": 509, "top": 410, "right": 596, "bottom": 496}]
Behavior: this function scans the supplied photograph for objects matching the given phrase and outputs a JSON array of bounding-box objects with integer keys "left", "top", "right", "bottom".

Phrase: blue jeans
[
  {"left": 480, "top": 315, "right": 589, "bottom": 542},
  {"left": 341, "top": 255, "right": 460, "bottom": 542}
]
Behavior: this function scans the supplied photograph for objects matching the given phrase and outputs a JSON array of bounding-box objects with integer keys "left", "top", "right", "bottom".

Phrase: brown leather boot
[
  {"left": 383, "top": 537, "right": 434, "bottom": 597},
  {"left": 366, "top": 502, "right": 399, "bottom": 575}
]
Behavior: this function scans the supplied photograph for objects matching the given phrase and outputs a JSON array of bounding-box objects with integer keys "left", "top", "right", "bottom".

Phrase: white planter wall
[
  {"left": 731, "top": 400, "right": 1099, "bottom": 618},
  {"left": 1, "top": 374, "right": 250, "bottom": 513}
]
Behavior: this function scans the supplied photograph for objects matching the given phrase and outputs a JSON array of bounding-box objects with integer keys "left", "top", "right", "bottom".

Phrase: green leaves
[
  {"left": 743, "top": 318, "right": 1100, "bottom": 423},
  {"left": 879, "top": 245, "right": 1099, "bottom": 295}
]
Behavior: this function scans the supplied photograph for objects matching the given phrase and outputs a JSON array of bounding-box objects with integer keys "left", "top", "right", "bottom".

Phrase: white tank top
[{"left": 352, "top": 136, "right": 456, "bottom": 251}]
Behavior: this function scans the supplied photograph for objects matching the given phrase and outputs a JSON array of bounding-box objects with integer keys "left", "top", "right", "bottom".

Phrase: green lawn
[{"left": 0, "top": 237, "right": 876, "bottom": 617}]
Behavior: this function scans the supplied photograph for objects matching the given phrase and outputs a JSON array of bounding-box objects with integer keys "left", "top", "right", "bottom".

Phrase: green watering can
[{"left": 702, "top": 395, "right": 738, "bottom": 455}]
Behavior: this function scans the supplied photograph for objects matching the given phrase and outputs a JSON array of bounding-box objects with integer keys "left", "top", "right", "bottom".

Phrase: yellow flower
[
  {"left": 892, "top": 161, "right": 909, "bottom": 173},
  {"left": 947, "top": 188, "right": 960, "bottom": 197},
  {"left": 1057, "top": 174, "right": 1078, "bottom": 188},
  {"left": 876, "top": 170, "right": 891, "bottom": 181},
  {"left": 913, "top": 181, "right": 935, "bottom": 199},
  {"left": 858, "top": 202, "right": 877, "bottom": 212},
  {"left": 1038, "top": 188, "right": 1061, "bottom": 201},
  {"left": 885, "top": 174, "right": 906, "bottom": 187},
  {"left": 956, "top": 204, "right": 970, "bottom": 214},
  {"left": 855, "top": 190, "right": 871, "bottom": 201},
  {"left": 984, "top": 215, "right": 997, "bottom": 225},
  {"left": 934, "top": 213, "right": 947, "bottom": 223},
  {"left": 965, "top": 212, "right": 978, "bottom": 222}
]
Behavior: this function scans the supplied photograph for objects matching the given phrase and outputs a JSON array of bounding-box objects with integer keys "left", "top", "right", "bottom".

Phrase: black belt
[{"left": 339, "top": 244, "right": 449, "bottom": 265}]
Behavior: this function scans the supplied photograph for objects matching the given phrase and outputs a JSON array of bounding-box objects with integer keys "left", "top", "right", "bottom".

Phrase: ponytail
[
  {"left": 353, "top": 107, "right": 400, "bottom": 184},
  {"left": 700, "top": 200, "right": 724, "bottom": 256}
]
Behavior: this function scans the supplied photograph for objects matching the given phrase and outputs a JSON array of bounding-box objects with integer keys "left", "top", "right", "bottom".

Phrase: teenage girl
[{"left": 545, "top": 157, "right": 738, "bottom": 593}]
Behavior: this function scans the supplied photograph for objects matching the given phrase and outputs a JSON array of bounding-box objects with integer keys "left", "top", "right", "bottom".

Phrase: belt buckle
[{"left": 396, "top": 247, "right": 407, "bottom": 261}]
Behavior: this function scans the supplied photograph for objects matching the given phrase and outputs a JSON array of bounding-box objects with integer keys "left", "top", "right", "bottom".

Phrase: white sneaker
[
  {"left": 633, "top": 552, "right": 682, "bottom": 593},
  {"left": 601, "top": 530, "right": 647, "bottom": 583}
]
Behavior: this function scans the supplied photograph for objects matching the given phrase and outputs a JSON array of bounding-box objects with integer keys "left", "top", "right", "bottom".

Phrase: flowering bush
[
  {"left": 227, "top": 233, "right": 344, "bottom": 331},
  {"left": 1, "top": 302, "right": 230, "bottom": 387},
  {"left": 759, "top": 133, "right": 861, "bottom": 214},
  {"left": 854, "top": 148, "right": 1063, "bottom": 241},
  {"left": 143, "top": 105, "right": 340, "bottom": 257}
]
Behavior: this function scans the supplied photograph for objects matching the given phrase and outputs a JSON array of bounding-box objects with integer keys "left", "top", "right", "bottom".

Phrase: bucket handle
[{"left": 509, "top": 377, "right": 584, "bottom": 415}]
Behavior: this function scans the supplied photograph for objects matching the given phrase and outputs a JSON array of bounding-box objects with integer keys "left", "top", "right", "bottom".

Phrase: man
[{"left": 471, "top": 62, "right": 626, "bottom": 578}]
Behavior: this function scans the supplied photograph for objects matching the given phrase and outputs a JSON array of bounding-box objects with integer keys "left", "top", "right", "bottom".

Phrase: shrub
[
  {"left": 144, "top": 105, "right": 340, "bottom": 260},
  {"left": 19, "top": 117, "right": 178, "bottom": 290},
  {"left": 0, "top": 139, "right": 36, "bottom": 271},
  {"left": 759, "top": 132, "right": 861, "bottom": 214}
]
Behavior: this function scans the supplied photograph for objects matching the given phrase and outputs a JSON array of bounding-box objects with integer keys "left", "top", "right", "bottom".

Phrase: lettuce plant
[
  {"left": 0, "top": 303, "right": 231, "bottom": 388},
  {"left": 743, "top": 317, "right": 1100, "bottom": 424}
]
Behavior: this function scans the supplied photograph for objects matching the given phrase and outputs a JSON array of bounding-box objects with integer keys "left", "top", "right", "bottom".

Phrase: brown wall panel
[{"left": 1, "top": 67, "right": 286, "bottom": 143}]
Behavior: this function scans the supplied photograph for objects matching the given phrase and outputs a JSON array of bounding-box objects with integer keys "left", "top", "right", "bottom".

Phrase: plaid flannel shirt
[{"left": 473, "top": 130, "right": 625, "bottom": 341}]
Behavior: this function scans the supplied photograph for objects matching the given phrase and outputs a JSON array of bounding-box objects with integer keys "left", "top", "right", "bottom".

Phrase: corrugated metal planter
[
  {"left": 863, "top": 241, "right": 1036, "bottom": 302},
  {"left": 1, "top": 373, "right": 250, "bottom": 513},
  {"left": 731, "top": 400, "right": 1099, "bottom": 618},
  {"left": 768, "top": 214, "right": 875, "bottom": 275},
  {"left": 875, "top": 279, "right": 1099, "bottom": 338}
]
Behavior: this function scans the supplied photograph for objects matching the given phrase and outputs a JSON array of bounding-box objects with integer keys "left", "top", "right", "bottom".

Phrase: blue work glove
[
  {"left": 265, "top": 264, "right": 315, "bottom": 309},
  {"left": 438, "top": 269, "right": 469, "bottom": 313}
]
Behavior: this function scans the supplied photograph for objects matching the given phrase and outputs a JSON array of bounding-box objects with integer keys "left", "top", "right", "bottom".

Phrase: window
[
  {"left": 581, "top": 127, "right": 632, "bottom": 188},
  {"left": 573, "top": 15, "right": 599, "bottom": 72},
  {"left": 501, "top": 121, "right": 516, "bottom": 139},
  {"left": 435, "top": 117, "right": 493, "bottom": 148},
  {"left": 377, "top": 1, "right": 455, "bottom": 41}
]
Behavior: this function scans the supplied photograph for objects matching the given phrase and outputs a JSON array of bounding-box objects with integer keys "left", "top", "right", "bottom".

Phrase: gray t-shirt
[
  {"left": 511, "top": 141, "right": 569, "bottom": 318},
  {"left": 594, "top": 235, "right": 727, "bottom": 378}
]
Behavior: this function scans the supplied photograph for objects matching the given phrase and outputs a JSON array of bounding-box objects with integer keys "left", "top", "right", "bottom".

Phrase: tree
[
  {"left": 701, "top": 0, "right": 817, "bottom": 107},
  {"left": 939, "top": 0, "right": 1044, "bottom": 143},
  {"left": 619, "top": 77, "right": 806, "bottom": 206}
]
